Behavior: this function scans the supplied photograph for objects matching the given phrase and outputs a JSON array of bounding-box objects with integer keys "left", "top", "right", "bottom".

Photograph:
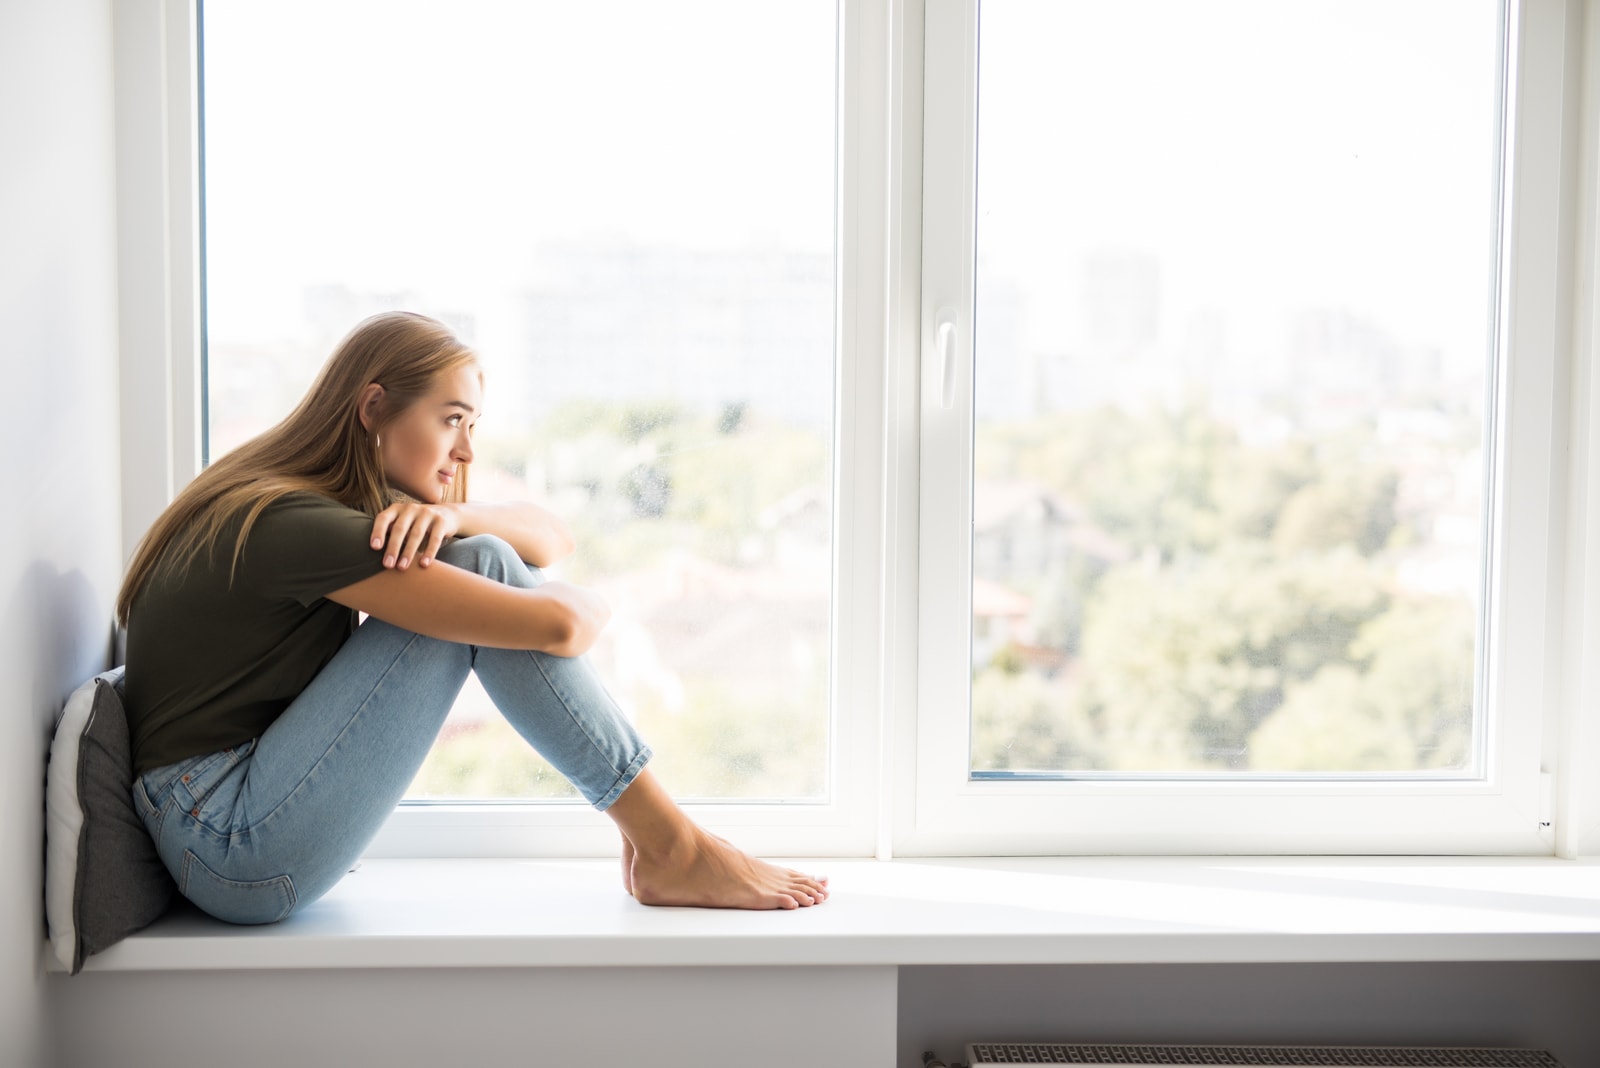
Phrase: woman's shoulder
[
  {"left": 251, "top": 492, "right": 382, "bottom": 543},
  {"left": 249, "top": 491, "right": 377, "bottom": 544},
  {"left": 237, "top": 491, "right": 386, "bottom": 596},
  {"left": 262, "top": 490, "right": 373, "bottom": 520}
]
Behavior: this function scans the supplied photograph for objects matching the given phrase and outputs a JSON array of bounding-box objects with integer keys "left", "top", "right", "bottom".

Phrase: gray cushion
[{"left": 46, "top": 667, "right": 174, "bottom": 973}]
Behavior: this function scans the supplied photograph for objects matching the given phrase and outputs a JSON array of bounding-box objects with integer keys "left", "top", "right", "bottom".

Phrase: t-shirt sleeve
[{"left": 237, "top": 494, "right": 389, "bottom": 607}]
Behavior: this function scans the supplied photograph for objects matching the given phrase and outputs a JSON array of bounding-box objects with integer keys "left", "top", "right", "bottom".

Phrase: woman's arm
[
  {"left": 448, "top": 500, "right": 575, "bottom": 566},
  {"left": 370, "top": 500, "right": 576, "bottom": 570},
  {"left": 327, "top": 561, "right": 610, "bottom": 657}
]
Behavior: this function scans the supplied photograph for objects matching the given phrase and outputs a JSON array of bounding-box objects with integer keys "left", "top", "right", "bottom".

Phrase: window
[
  {"left": 966, "top": 1, "right": 1497, "bottom": 782},
  {"left": 914, "top": 0, "right": 1559, "bottom": 854},
  {"left": 200, "top": 0, "right": 839, "bottom": 809},
  {"left": 119, "top": 0, "right": 1593, "bottom": 858}
]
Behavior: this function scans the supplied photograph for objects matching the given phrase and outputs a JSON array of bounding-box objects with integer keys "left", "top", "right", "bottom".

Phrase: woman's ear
[{"left": 357, "top": 383, "right": 386, "bottom": 431}]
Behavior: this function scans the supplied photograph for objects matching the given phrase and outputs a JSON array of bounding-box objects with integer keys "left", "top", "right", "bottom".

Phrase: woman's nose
[{"left": 453, "top": 434, "right": 474, "bottom": 464}]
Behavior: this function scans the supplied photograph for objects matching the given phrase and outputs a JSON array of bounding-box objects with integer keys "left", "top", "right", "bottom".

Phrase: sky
[
  {"left": 201, "top": 0, "right": 837, "bottom": 338},
  {"left": 203, "top": 0, "right": 1504, "bottom": 380},
  {"left": 976, "top": 0, "right": 1504, "bottom": 367}
]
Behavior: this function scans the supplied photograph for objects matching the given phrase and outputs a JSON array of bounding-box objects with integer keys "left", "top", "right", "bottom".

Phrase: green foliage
[
  {"left": 535, "top": 398, "right": 689, "bottom": 444},
  {"left": 406, "top": 671, "right": 829, "bottom": 802},
  {"left": 1272, "top": 461, "right": 1398, "bottom": 556},
  {"left": 620, "top": 401, "right": 686, "bottom": 444},
  {"left": 717, "top": 401, "right": 747, "bottom": 435},
  {"left": 528, "top": 395, "right": 828, "bottom": 568},
  {"left": 1072, "top": 544, "right": 1389, "bottom": 770},
  {"left": 443, "top": 393, "right": 1477, "bottom": 791},
  {"left": 970, "top": 402, "right": 1478, "bottom": 776},
  {"left": 660, "top": 413, "right": 827, "bottom": 565},
  {"left": 971, "top": 666, "right": 1092, "bottom": 772},
  {"left": 634, "top": 672, "right": 829, "bottom": 799},
  {"left": 1252, "top": 596, "right": 1475, "bottom": 771},
  {"left": 619, "top": 462, "right": 672, "bottom": 518},
  {"left": 1027, "top": 552, "right": 1105, "bottom": 656}
]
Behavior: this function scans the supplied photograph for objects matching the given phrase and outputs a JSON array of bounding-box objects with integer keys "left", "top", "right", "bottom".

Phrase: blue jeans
[{"left": 131, "top": 535, "right": 652, "bottom": 925}]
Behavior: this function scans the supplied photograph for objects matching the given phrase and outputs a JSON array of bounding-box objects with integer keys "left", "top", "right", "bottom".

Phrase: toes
[
  {"left": 785, "top": 881, "right": 822, "bottom": 906},
  {"left": 791, "top": 873, "right": 828, "bottom": 901}
]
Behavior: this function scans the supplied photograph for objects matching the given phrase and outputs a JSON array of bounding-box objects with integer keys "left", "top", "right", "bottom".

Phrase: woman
[{"left": 116, "top": 311, "right": 828, "bottom": 923}]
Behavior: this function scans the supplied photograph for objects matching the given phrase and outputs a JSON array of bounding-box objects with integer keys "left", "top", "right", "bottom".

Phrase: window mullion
[{"left": 907, "top": 0, "right": 980, "bottom": 855}]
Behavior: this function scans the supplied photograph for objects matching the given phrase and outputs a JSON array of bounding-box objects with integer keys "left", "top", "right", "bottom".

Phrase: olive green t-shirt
[{"left": 124, "top": 493, "right": 389, "bottom": 774}]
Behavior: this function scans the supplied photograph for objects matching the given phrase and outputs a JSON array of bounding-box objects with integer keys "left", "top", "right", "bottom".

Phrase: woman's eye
[{"left": 447, "top": 415, "right": 463, "bottom": 427}]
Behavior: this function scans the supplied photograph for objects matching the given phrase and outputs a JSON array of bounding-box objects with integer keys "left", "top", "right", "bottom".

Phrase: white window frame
[
  {"left": 908, "top": 0, "right": 1584, "bottom": 855},
  {"left": 115, "top": 0, "right": 1600, "bottom": 860}
]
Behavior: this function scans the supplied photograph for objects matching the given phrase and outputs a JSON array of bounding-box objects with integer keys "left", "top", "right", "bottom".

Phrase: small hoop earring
[{"left": 374, "top": 433, "right": 382, "bottom": 449}]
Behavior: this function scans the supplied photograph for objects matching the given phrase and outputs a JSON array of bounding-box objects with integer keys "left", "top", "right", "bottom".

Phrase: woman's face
[{"left": 377, "top": 363, "right": 482, "bottom": 502}]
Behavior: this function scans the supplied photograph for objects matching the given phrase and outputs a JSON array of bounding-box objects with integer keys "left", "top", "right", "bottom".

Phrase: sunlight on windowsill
[{"left": 63, "top": 855, "right": 1600, "bottom": 974}]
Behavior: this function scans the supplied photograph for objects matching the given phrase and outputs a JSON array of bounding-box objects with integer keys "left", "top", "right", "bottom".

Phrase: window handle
[{"left": 935, "top": 307, "right": 958, "bottom": 410}]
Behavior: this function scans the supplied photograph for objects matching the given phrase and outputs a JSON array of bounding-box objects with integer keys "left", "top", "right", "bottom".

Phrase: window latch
[{"left": 935, "top": 306, "right": 958, "bottom": 410}]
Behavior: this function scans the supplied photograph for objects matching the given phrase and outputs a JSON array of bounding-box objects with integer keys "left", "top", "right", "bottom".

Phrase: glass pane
[
  {"left": 202, "top": 0, "right": 837, "bottom": 800},
  {"left": 970, "top": 0, "right": 1501, "bottom": 776}
]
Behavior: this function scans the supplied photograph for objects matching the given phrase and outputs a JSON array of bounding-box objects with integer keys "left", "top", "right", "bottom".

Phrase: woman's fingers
[
  {"left": 416, "top": 522, "right": 447, "bottom": 568},
  {"left": 371, "top": 509, "right": 406, "bottom": 568},
  {"left": 401, "top": 514, "right": 444, "bottom": 569},
  {"left": 372, "top": 505, "right": 419, "bottom": 568},
  {"left": 370, "top": 510, "right": 395, "bottom": 557},
  {"left": 372, "top": 504, "right": 456, "bottom": 569}
]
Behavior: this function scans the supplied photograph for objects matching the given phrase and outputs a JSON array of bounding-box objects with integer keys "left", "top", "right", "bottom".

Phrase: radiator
[{"left": 956, "top": 1045, "right": 1564, "bottom": 1067}]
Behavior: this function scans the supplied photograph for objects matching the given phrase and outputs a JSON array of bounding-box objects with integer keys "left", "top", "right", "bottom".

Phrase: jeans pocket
[
  {"left": 179, "top": 850, "right": 297, "bottom": 925},
  {"left": 178, "top": 740, "right": 255, "bottom": 809},
  {"left": 131, "top": 775, "right": 161, "bottom": 826}
]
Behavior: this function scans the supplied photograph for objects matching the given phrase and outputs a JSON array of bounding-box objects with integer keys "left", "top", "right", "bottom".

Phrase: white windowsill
[{"left": 65, "top": 855, "right": 1600, "bottom": 973}]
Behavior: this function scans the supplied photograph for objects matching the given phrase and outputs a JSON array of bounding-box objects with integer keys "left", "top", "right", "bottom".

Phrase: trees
[
  {"left": 970, "top": 403, "right": 1477, "bottom": 776},
  {"left": 419, "top": 395, "right": 1479, "bottom": 796}
]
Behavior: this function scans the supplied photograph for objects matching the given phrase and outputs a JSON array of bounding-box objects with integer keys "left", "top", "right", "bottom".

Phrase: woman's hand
[
  {"left": 372, "top": 500, "right": 576, "bottom": 570},
  {"left": 370, "top": 502, "right": 462, "bottom": 570}
]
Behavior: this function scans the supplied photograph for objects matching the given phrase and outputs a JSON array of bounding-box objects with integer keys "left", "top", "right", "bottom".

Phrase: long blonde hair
[{"left": 116, "top": 311, "right": 480, "bottom": 624}]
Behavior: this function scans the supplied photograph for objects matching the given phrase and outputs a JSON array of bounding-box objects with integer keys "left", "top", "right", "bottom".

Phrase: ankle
[
  {"left": 626, "top": 815, "right": 701, "bottom": 866},
  {"left": 606, "top": 768, "right": 704, "bottom": 863}
]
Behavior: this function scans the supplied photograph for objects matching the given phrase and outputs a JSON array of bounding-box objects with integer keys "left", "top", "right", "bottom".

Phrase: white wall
[
  {"left": 51, "top": 966, "right": 899, "bottom": 1068},
  {"left": 0, "top": 0, "right": 121, "bottom": 1065}
]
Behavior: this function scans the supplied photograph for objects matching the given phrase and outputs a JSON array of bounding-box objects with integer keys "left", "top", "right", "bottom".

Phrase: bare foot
[
  {"left": 621, "top": 834, "right": 636, "bottom": 897},
  {"left": 629, "top": 826, "right": 828, "bottom": 910},
  {"left": 605, "top": 767, "right": 828, "bottom": 910}
]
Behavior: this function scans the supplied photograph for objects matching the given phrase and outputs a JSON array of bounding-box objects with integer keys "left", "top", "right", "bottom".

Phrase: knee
[{"left": 436, "top": 535, "right": 544, "bottom": 587}]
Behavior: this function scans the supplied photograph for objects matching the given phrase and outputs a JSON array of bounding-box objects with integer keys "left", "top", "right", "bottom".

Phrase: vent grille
[{"left": 964, "top": 1045, "right": 1563, "bottom": 1067}]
